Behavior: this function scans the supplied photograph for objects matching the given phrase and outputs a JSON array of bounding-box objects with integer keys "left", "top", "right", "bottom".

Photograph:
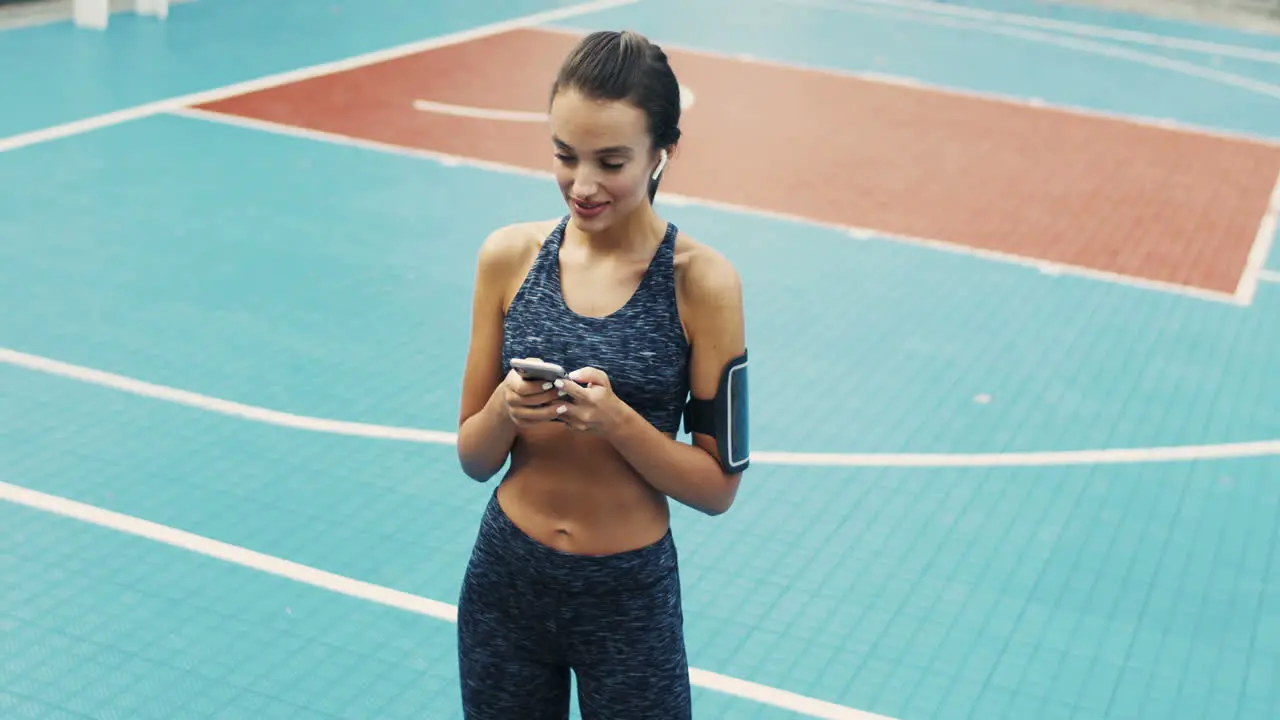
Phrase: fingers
[
  {"left": 552, "top": 377, "right": 586, "bottom": 400},
  {"left": 558, "top": 403, "right": 593, "bottom": 431},
  {"left": 502, "top": 369, "right": 569, "bottom": 427},
  {"left": 553, "top": 368, "right": 608, "bottom": 399},
  {"left": 507, "top": 386, "right": 560, "bottom": 409},
  {"left": 500, "top": 365, "right": 606, "bottom": 430},
  {"left": 513, "top": 381, "right": 559, "bottom": 401},
  {"left": 557, "top": 418, "right": 588, "bottom": 432},
  {"left": 509, "top": 400, "right": 569, "bottom": 427},
  {"left": 505, "top": 371, "right": 558, "bottom": 398},
  {"left": 567, "top": 367, "right": 608, "bottom": 387}
]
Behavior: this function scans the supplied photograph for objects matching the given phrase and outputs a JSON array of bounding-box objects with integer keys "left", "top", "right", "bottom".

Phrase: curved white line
[
  {"left": 786, "top": 0, "right": 1280, "bottom": 64},
  {"left": 0, "top": 481, "right": 894, "bottom": 720},
  {"left": 0, "top": 348, "right": 456, "bottom": 445},
  {"left": 411, "top": 100, "right": 550, "bottom": 122},
  {"left": 4, "top": 347, "right": 1280, "bottom": 468},
  {"left": 787, "top": 0, "right": 1280, "bottom": 100},
  {"left": 0, "top": 0, "right": 646, "bottom": 154},
  {"left": 412, "top": 85, "right": 697, "bottom": 122}
]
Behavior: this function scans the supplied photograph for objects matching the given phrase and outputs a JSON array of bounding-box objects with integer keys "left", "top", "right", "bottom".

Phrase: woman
[{"left": 454, "top": 29, "right": 750, "bottom": 719}]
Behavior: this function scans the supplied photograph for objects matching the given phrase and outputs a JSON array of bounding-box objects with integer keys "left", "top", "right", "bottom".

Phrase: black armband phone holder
[{"left": 683, "top": 349, "right": 749, "bottom": 474}]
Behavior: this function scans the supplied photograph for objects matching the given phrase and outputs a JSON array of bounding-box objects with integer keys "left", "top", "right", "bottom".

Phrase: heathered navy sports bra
[{"left": 502, "top": 216, "right": 690, "bottom": 434}]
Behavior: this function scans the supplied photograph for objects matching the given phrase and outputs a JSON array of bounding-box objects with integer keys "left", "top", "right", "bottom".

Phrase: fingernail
[
  {"left": 558, "top": 390, "right": 567, "bottom": 397},
  {"left": 553, "top": 379, "right": 564, "bottom": 388},
  {"left": 542, "top": 382, "right": 553, "bottom": 390},
  {"left": 556, "top": 405, "right": 567, "bottom": 414}
]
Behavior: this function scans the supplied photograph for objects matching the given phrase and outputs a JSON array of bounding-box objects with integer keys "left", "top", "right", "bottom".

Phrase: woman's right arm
[{"left": 456, "top": 227, "right": 524, "bottom": 481}]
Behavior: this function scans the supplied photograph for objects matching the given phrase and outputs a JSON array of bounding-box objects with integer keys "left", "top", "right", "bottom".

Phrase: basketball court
[{"left": 3, "top": 0, "right": 1280, "bottom": 717}]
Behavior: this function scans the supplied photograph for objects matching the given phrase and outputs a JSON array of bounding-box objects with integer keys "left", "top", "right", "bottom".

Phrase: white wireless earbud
[{"left": 652, "top": 149, "right": 669, "bottom": 181}]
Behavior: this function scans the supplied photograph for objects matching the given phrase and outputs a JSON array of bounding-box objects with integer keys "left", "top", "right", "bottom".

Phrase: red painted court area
[{"left": 197, "top": 28, "right": 1280, "bottom": 296}]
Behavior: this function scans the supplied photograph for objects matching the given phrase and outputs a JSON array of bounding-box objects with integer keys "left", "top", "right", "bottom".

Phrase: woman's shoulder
[
  {"left": 475, "top": 218, "right": 562, "bottom": 277},
  {"left": 672, "top": 230, "right": 743, "bottom": 312}
]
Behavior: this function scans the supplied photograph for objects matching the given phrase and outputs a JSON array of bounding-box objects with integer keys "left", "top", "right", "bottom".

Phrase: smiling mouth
[{"left": 572, "top": 199, "right": 609, "bottom": 213}]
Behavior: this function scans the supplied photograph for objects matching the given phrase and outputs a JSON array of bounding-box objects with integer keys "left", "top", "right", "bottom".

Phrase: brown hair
[{"left": 551, "top": 30, "right": 682, "bottom": 201}]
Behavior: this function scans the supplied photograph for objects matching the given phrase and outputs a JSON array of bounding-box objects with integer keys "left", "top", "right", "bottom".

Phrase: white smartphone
[{"left": 510, "top": 358, "right": 567, "bottom": 383}]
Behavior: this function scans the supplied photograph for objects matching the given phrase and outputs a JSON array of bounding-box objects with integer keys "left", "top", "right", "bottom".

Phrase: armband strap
[{"left": 683, "top": 349, "right": 750, "bottom": 473}]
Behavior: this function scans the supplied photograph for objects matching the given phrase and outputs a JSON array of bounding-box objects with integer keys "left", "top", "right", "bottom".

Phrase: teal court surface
[{"left": 3, "top": 0, "right": 1280, "bottom": 718}]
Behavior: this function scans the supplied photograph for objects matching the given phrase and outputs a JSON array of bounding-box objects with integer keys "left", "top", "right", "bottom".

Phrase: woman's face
[{"left": 548, "top": 87, "right": 660, "bottom": 233}]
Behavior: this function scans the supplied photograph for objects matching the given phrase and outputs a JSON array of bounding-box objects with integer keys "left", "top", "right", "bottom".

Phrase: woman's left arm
[{"left": 554, "top": 248, "right": 746, "bottom": 516}]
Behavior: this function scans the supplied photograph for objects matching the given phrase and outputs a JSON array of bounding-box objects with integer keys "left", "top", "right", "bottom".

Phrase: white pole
[
  {"left": 136, "top": 0, "right": 170, "bottom": 19},
  {"left": 73, "top": 0, "right": 110, "bottom": 29}
]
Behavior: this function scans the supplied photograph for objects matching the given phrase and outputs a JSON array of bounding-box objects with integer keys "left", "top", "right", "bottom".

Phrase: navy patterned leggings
[{"left": 457, "top": 490, "right": 692, "bottom": 719}]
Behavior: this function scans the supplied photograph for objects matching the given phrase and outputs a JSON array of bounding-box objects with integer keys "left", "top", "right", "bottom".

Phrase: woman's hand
[
  {"left": 551, "top": 367, "right": 625, "bottom": 436},
  {"left": 498, "top": 360, "right": 568, "bottom": 428}
]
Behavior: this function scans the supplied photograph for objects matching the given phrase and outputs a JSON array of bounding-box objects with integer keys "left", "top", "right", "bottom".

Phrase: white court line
[
  {"left": 411, "top": 100, "right": 552, "bottom": 123},
  {"left": 1261, "top": 269, "right": 1280, "bottom": 284},
  {"left": 536, "top": 24, "right": 1280, "bottom": 150},
  {"left": 171, "top": 105, "right": 553, "bottom": 179},
  {"left": 5, "top": 347, "right": 1280, "bottom": 467},
  {"left": 782, "top": 0, "right": 1280, "bottom": 63},
  {"left": 0, "top": 0, "right": 641, "bottom": 154},
  {"left": 171, "top": 105, "right": 1244, "bottom": 307},
  {"left": 411, "top": 84, "right": 696, "bottom": 121},
  {"left": 780, "top": 0, "right": 1280, "bottom": 101},
  {"left": 1236, "top": 168, "right": 1280, "bottom": 304},
  {"left": 0, "top": 345, "right": 457, "bottom": 444},
  {"left": 0, "top": 481, "right": 892, "bottom": 720}
]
